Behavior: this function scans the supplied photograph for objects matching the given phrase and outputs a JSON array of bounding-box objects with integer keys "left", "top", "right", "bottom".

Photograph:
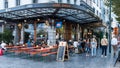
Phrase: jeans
[
  {"left": 101, "top": 46, "right": 107, "bottom": 56},
  {"left": 91, "top": 47, "right": 96, "bottom": 56},
  {"left": 86, "top": 47, "right": 90, "bottom": 53}
]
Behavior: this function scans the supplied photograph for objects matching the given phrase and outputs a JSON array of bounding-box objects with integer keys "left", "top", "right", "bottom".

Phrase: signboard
[
  {"left": 53, "top": 4, "right": 71, "bottom": 8},
  {"left": 56, "top": 42, "right": 69, "bottom": 61},
  {"left": 56, "top": 21, "right": 62, "bottom": 28}
]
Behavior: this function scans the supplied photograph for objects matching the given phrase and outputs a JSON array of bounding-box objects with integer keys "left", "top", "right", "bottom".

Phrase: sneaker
[{"left": 101, "top": 55, "right": 103, "bottom": 58}]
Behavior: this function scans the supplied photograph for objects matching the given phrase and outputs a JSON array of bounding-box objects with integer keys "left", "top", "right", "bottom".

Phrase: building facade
[{"left": 0, "top": 0, "right": 107, "bottom": 45}]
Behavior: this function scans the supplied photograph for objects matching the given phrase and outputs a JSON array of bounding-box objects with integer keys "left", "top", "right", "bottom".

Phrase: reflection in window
[
  {"left": 16, "top": 0, "right": 20, "bottom": 6},
  {"left": 4, "top": 0, "right": 8, "bottom": 8},
  {"left": 58, "top": 0, "right": 62, "bottom": 3},
  {"left": 93, "top": 8, "right": 95, "bottom": 13},
  {"left": 74, "top": 0, "right": 77, "bottom": 5},
  {"left": 67, "top": 0, "right": 70, "bottom": 4},
  {"left": 33, "top": 0, "right": 38, "bottom": 3}
]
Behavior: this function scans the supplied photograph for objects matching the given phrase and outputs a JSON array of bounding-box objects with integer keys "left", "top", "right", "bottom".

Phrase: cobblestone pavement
[{"left": 0, "top": 49, "right": 120, "bottom": 68}]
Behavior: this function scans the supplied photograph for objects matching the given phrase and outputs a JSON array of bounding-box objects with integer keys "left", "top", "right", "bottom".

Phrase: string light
[{"left": 37, "top": 19, "right": 40, "bottom": 21}]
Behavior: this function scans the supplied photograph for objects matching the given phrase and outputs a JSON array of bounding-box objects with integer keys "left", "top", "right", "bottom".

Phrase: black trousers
[{"left": 101, "top": 46, "right": 107, "bottom": 56}]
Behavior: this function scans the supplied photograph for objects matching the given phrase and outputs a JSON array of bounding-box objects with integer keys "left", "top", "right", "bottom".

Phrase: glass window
[
  {"left": 103, "top": 8, "right": 105, "bottom": 14},
  {"left": 16, "top": 0, "right": 20, "bottom": 6},
  {"left": 58, "top": 0, "right": 62, "bottom": 3},
  {"left": 93, "top": 8, "right": 95, "bottom": 13},
  {"left": 67, "top": 0, "right": 70, "bottom": 4},
  {"left": 93, "top": 0, "right": 95, "bottom": 3},
  {"left": 74, "top": 0, "right": 77, "bottom": 5},
  {"left": 97, "top": 0, "right": 99, "bottom": 6},
  {"left": 97, "top": 11, "right": 98, "bottom": 15},
  {"left": 99, "top": 13, "right": 102, "bottom": 17},
  {"left": 33, "top": 0, "right": 38, "bottom": 3},
  {"left": 4, "top": 0, "right": 8, "bottom": 8}
]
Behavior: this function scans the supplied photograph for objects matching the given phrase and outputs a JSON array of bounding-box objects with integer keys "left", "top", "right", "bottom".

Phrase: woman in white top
[
  {"left": 91, "top": 38, "right": 97, "bottom": 56},
  {"left": 111, "top": 35, "right": 118, "bottom": 57}
]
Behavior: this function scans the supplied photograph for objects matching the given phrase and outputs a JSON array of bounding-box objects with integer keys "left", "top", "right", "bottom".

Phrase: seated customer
[
  {"left": 27, "top": 39, "right": 31, "bottom": 47},
  {"left": 42, "top": 43, "right": 49, "bottom": 48},
  {"left": 0, "top": 41, "right": 7, "bottom": 51}
]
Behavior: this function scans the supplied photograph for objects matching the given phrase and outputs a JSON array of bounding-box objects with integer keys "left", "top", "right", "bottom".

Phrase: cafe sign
[{"left": 53, "top": 4, "right": 72, "bottom": 8}]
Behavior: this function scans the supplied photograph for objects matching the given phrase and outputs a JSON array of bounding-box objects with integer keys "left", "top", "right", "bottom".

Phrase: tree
[
  {"left": 0, "top": 29, "right": 13, "bottom": 43},
  {"left": 104, "top": 0, "right": 120, "bottom": 22}
]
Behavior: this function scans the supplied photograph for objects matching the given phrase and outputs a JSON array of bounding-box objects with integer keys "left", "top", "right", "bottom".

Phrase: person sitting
[
  {"left": 8, "top": 43, "right": 12, "bottom": 46},
  {"left": 42, "top": 43, "right": 49, "bottom": 48},
  {"left": 0, "top": 41, "right": 7, "bottom": 51},
  {"left": 27, "top": 39, "right": 31, "bottom": 47},
  {"left": 73, "top": 40, "right": 79, "bottom": 53}
]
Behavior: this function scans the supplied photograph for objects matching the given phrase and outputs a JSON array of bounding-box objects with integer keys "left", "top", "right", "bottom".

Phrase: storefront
[{"left": 0, "top": 3, "right": 101, "bottom": 45}]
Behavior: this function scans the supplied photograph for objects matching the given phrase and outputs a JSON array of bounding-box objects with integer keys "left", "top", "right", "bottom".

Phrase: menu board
[{"left": 56, "top": 42, "right": 67, "bottom": 61}]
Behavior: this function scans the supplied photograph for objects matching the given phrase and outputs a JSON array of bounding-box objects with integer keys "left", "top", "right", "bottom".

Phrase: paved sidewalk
[{"left": 0, "top": 50, "right": 120, "bottom": 68}]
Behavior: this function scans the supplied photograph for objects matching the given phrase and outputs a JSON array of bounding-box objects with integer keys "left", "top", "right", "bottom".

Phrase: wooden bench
[
  {"left": 29, "top": 49, "right": 57, "bottom": 56},
  {"left": 29, "top": 49, "right": 50, "bottom": 56},
  {"left": 14, "top": 50, "right": 23, "bottom": 54},
  {"left": 29, "top": 51, "right": 39, "bottom": 56},
  {"left": 41, "top": 52, "right": 57, "bottom": 56}
]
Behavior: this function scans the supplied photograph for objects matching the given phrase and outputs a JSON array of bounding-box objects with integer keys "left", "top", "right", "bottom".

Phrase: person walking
[
  {"left": 111, "top": 35, "right": 118, "bottom": 57},
  {"left": 85, "top": 38, "right": 91, "bottom": 56},
  {"left": 91, "top": 36, "right": 97, "bottom": 57},
  {"left": 101, "top": 35, "right": 108, "bottom": 58}
]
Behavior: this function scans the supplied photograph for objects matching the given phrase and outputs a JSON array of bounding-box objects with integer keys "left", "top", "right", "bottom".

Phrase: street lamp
[{"left": 108, "top": 0, "right": 112, "bottom": 53}]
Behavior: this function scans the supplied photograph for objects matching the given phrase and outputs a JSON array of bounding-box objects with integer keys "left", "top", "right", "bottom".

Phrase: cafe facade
[{"left": 0, "top": 0, "right": 104, "bottom": 45}]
